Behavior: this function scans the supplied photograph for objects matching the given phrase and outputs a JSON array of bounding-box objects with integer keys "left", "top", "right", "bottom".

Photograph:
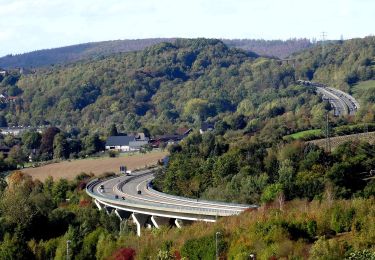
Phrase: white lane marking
[
  {"left": 143, "top": 179, "right": 249, "bottom": 209},
  {"left": 116, "top": 175, "right": 247, "bottom": 212}
]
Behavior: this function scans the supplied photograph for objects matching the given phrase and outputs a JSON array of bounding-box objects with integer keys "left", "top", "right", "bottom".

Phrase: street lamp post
[
  {"left": 216, "top": 232, "right": 221, "bottom": 260},
  {"left": 66, "top": 240, "right": 71, "bottom": 260}
]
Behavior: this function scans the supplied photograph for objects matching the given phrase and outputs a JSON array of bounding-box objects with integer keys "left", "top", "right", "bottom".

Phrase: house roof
[
  {"left": 129, "top": 140, "right": 149, "bottom": 148},
  {"left": 105, "top": 136, "right": 135, "bottom": 146},
  {"left": 176, "top": 127, "right": 192, "bottom": 136},
  {"left": 155, "top": 134, "right": 184, "bottom": 142},
  {"left": 200, "top": 122, "right": 214, "bottom": 131}
]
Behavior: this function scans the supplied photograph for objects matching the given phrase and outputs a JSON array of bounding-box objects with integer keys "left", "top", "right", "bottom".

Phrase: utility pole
[
  {"left": 66, "top": 240, "right": 71, "bottom": 260},
  {"left": 216, "top": 232, "right": 221, "bottom": 260},
  {"left": 325, "top": 113, "right": 331, "bottom": 152},
  {"left": 321, "top": 32, "right": 327, "bottom": 57}
]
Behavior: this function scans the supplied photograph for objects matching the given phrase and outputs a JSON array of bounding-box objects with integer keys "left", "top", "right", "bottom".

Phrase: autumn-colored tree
[{"left": 110, "top": 248, "right": 136, "bottom": 260}]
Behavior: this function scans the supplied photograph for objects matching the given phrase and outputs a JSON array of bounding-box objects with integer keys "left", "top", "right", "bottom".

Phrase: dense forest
[
  {"left": 0, "top": 38, "right": 312, "bottom": 69},
  {"left": 0, "top": 37, "right": 374, "bottom": 259},
  {"left": 0, "top": 145, "right": 373, "bottom": 259},
  {"left": 1, "top": 37, "right": 373, "bottom": 137}
]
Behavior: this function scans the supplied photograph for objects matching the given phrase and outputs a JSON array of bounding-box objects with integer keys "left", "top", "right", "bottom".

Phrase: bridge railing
[
  {"left": 147, "top": 182, "right": 252, "bottom": 209},
  {"left": 86, "top": 173, "right": 252, "bottom": 216}
]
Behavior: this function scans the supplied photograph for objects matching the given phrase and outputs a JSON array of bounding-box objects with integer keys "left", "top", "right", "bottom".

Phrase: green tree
[
  {"left": 83, "top": 133, "right": 103, "bottom": 155},
  {"left": 261, "top": 183, "right": 284, "bottom": 204},
  {"left": 183, "top": 98, "right": 211, "bottom": 122},
  {"left": 51, "top": 179, "right": 69, "bottom": 204},
  {"left": 22, "top": 131, "right": 42, "bottom": 150},
  {"left": 53, "top": 133, "right": 69, "bottom": 159},
  {"left": 0, "top": 233, "right": 34, "bottom": 260},
  {"left": 6, "top": 145, "right": 28, "bottom": 167},
  {"left": 278, "top": 159, "right": 295, "bottom": 198},
  {"left": 108, "top": 123, "right": 118, "bottom": 137},
  {"left": 40, "top": 127, "right": 61, "bottom": 159}
]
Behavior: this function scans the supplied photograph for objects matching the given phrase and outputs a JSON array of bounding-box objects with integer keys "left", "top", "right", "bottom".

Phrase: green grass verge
[
  {"left": 285, "top": 129, "right": 322, "bottom": 140},
  {"left": 352, "top": 80, "right": 375, "bottom": 102}
]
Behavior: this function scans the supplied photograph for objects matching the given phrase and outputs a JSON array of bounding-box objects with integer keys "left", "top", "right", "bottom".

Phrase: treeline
[
  {"left": 154, "top": 133, "right": 375, "bottom": 204},
  {"left": 0, "top": 127, "right": 104, "bottom": 172},
  {"left": 224, "top": 38, "right": 312, "bottom": 58},
  {"left": 0, "top": 38, "right": 312, "bottom": 69}
]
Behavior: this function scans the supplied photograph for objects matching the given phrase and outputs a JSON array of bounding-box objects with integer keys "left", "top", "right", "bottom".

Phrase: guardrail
[
  {"left": 86, "top": 170, "right": 253, "bottom": 217},
  {"left": 147, "top": 182, "right": 253, "bottom": 209}
]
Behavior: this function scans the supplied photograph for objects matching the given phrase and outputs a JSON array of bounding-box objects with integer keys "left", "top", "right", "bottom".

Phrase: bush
[
  {"left": 181, "top": 234, "right": 226, "bottom": 259},
  {"left": 108, "top": 150, "right": 119, "bottom": 158},
  {"left": 110, "top": 247, "right": 136, "bottom": 260},
  {"left": 330, "top": 206, "right": 356, "bottom": 233}
]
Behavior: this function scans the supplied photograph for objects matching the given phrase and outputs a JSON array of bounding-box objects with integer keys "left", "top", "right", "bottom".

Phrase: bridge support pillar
[
  {"left": 104, "top": 206, "right": 115, "bottom": 215},
  {"left": 175, "top": 219, "right": 193, "bottom": 228},
  {"left": 94, "top": 199, "right": 103, "bottom": 210},
  {"left": 151, "top": 216, "right": 170, "bottom": 229},
  {"left": 115, "top": 209, "right": 131, "bottom": 220},
  {"left": 132, "top": 213, "right": 148, "bottom": 236}
]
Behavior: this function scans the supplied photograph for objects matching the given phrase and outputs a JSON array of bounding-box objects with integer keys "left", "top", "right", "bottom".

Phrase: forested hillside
[
  {"left": 151, "top": 37, "right": 375, "bottom": 204},
  {"left": 0, "top": 37, "right": 373, "bottom": 138},
  {"left": 294, "top": 37, "right": 375, "bottom": 92},
  {"left": 293, "top": 36, "right": 375, "bottom": 121},
  {"left": 0, "top": 38, "right": 312, "bottom": 69},
  {"left": 0, "top": 38, "right": 374, "bottom": 259},
  {"left": 2, "top": 38, "right": 310, "bottom": 134}
]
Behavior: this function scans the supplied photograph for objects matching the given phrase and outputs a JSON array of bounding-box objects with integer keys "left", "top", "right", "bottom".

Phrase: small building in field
[{"left": 105, "top": 135, "right": 149, "bottom": 152}]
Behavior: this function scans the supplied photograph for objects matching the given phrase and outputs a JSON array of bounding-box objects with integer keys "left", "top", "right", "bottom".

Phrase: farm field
[
  {"left": 307, "top": 131, "right": 375, "bottom": 151},
  {"left": 22, "top": 151, "right": 167, "bottom": 181}
]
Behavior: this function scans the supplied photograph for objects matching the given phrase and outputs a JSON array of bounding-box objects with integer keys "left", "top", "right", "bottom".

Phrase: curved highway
[
  {"left": 297, "top": 80, "right": 359, "bottom": 116},
  {"left": 86, "top": 168, "right": 255, "bottom": 224}
]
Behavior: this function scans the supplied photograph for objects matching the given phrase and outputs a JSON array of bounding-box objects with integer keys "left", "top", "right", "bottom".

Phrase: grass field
[
  {"left": 285, "top": 129, "right": 322, "bottom": 140},
  {"left": 22, "top": 150, "right": 167, "bottom": 181},
  {"left": 352, "top": 80, "right": 375, "bottom": 100}
]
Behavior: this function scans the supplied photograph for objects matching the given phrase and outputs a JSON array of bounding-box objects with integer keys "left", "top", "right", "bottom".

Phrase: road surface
[
  {"left": 297, "top": 80, "right": 359, "bottom": 116},
  {"left": 87, "top": 168, "right": 254, "bottom": 218}
]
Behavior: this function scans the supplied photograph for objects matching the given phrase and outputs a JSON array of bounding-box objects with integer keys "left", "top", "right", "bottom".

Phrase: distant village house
[{"left": 105, "top": 133, "right": 149, "bottom": 152}]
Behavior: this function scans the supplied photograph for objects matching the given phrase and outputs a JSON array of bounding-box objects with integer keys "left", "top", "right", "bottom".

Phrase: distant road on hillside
[{"left": 297, "top": 80, "right": 360, "bottom": 116}]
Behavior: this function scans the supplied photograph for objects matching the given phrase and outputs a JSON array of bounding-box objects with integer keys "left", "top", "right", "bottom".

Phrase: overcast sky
[{"left": 0, "top": 0, "right": 374, "bottom": 56}]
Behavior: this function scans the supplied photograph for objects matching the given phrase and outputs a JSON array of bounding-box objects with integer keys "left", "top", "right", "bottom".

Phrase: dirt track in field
[{"left": 22, "top": 151, "right": 167, "bottom": 181}]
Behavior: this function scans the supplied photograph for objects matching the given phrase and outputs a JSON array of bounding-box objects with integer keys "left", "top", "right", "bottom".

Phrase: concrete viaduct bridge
[{"left": 86, "top": 169, "right": 256, "bottom": 236}]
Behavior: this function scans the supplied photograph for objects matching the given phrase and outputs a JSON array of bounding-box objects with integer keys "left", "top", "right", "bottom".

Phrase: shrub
[
  {"left": 110, "top": 247, "right": 136, "bottom": 260},
  {"left": 330, "top": 206, "right": 356, "bottom": 233},
  {"left": 181, "top": 234, "right": 226, "bottom": 259},
  {"left": 108, "top": 150, "right": 119, "bottom": 158}
]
